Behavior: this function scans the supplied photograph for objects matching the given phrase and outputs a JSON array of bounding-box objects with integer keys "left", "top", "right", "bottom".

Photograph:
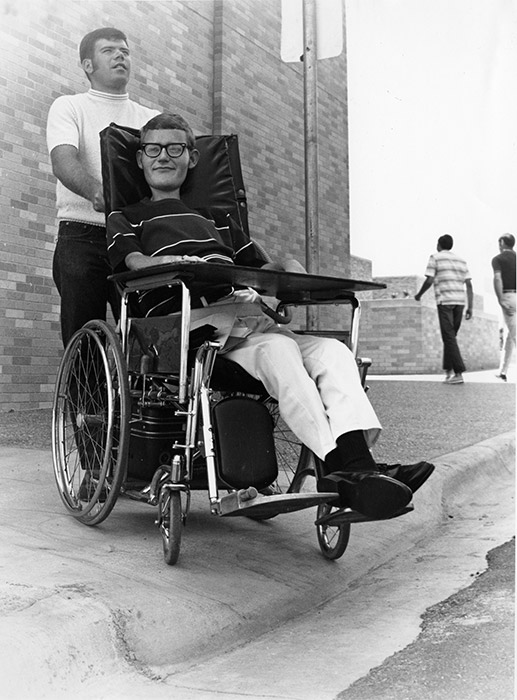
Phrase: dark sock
[
  {"left": 322, "top": 447, "right": 342, "bottom": 476},
  {"left": 336, "top": 431, "right": 377, "bottom": 473}
]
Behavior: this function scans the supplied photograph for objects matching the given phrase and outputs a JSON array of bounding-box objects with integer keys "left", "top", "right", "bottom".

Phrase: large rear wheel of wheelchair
[
  {"left": 158, "top": 488, "right": 184, "bottom": 565},
  {"left": 267, "top": 399, "right": 351, "bottom": 559},
  {"left": 245, "top": 401, "right": 321, "bottom": 521},
  {"left": 52, "top": 320, "right": 130, "bottom": 526},
  {"left": 265, "top": 399, "right": 319, "bottom": 495}
]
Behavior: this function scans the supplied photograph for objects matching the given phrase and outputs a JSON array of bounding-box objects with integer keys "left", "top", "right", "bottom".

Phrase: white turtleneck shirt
[{"left": 47, "top": 88, "right": 159, "bottom": 225}]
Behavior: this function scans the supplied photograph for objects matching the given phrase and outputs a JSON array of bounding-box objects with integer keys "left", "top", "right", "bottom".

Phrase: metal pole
[{"left": 303, "top": 0, "right": 319, "bottom": 330}]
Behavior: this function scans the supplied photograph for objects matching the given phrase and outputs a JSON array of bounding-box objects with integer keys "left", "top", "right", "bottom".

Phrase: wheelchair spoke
[{"left": 264, "top": 398, "right": 318, "bottom": 494}]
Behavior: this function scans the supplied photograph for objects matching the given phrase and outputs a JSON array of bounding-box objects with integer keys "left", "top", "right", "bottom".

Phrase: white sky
[{"left": 344, "top": 0, "right": 517, "bottom": 314}]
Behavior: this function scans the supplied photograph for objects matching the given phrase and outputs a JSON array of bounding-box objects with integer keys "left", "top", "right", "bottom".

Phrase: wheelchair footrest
[
  {"left": 122, "top": 482, "right": 152, "bottom": 503},
  {"left": 315, "top": 503, "right": 414, "bottom": 526},
  {"left": 219, "top": 490, "right": 339, "bottom": 518},
  {"left": 120, "top": 478, "right": 151, "bottom": 503}
]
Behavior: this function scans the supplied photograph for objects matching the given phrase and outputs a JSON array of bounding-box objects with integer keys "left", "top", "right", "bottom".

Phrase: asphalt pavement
[
  {"left": 0, "top": 369, "right": 514, "bottom": 462},
  {"left": 366, "top": 368, "right": 515, "bottom": 463}
]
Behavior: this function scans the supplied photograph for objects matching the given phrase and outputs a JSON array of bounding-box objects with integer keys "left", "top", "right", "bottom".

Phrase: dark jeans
[
  {"left": 52, "top": 221, "right": 120, "bottom": 347},
  {"left": 437, "top": 304, "right": 466, "bottom": 374}
]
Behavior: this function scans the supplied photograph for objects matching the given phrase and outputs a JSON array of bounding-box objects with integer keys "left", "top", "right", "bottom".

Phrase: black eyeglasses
[{"left": 140, "top": 143, "right": 189, "bottom": 158}]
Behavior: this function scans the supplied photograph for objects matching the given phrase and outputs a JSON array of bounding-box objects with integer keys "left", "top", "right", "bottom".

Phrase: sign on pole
[
  {"left": 281, "top": 0, "right": 343, "bottom": 329},
  {"left": 281, "top": 0, "right": 343, "bottom": 63}
]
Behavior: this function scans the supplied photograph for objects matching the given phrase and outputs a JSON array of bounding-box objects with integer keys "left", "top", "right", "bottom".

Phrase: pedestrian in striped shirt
[{"left": 415, "top": 234, "right": 473, "bottom": 384}]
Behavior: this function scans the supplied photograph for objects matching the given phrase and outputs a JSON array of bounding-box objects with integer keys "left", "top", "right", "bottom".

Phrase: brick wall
[
  {"left": 213, "top": 0, "right": 350, "bottom": 272},
  {"left": 0, "top": 0, "right": 350, "bottom": 410},
  {"left": 356, "top": 276, "right": 500, "bottom": 375}
]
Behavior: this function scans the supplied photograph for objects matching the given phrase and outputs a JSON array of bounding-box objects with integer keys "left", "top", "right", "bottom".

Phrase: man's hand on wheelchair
[
  {"left": 125, "top": 252, "right": 205, "bottom": 270},
  {"left": 91, "top": 187, "right": 106, "bottom": 213}
]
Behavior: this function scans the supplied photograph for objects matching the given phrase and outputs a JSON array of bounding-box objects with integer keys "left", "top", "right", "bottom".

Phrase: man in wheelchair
[{"left": 106, "top": 113, "right": 434, "bottom": 521}]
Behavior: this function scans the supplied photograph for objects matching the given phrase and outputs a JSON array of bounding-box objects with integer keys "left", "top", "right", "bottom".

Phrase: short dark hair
[
  {"left": 438, "top": 234, "right": 453, "bottom": 250},
  {"left": 499, "top": 233, "right": 515, "bottom": 249},
  {"left": 79, "top": 28, "right": 128, "bottom": 62},
  {"left": 140, "top": 113, "right": 196, "bottom": 149}
]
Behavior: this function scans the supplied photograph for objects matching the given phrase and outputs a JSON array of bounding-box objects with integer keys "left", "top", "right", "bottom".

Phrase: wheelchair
[{"left": 51, "top": 124, "right": 390, "bottom": 565}]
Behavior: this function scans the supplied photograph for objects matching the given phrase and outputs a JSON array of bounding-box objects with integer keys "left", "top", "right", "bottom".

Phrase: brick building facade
[
  {"left": 0, "top": 1, "right": 500, "bottom": 410},
  {"left": 1, "top": 0, "right": 350, "bottom": 410}
]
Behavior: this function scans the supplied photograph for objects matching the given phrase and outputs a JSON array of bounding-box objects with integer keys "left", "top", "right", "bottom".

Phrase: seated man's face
[{"left": 137, "top": 128, "right": 198, "bottom": 200}]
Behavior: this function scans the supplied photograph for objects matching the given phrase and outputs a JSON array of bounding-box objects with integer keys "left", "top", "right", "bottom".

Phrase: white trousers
[
  {"left": 500, "top": 292, "right": 516, "bottom": 374},
  {"left": 224, "top": 327, "right": 382, "bottom": 460}
]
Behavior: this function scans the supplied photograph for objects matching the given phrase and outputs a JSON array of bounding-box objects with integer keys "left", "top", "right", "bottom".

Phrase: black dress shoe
[
  {"left": 377, "top": 462, "right": 434, "bottom": 494},
  {"left": 318, "top": 472, "right": 412, "bottom": 519}
]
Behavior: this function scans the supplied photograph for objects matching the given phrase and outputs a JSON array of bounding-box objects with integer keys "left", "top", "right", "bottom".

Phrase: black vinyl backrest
[{"left": 100, "top": 123, "right": 250, "bottom": 237}]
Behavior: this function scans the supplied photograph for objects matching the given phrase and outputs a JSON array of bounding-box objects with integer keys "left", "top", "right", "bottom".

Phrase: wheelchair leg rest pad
[
  {"left": 212, "top": 397, "right": 278, "bottom": 490},
  {"left": 219, "top": 491, "right": 339, "bottom": 518}
]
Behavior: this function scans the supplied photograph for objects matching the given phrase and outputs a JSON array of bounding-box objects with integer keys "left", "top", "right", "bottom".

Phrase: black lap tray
[{"left": 111, "top": 262, "right": 386, "bottom": 305}]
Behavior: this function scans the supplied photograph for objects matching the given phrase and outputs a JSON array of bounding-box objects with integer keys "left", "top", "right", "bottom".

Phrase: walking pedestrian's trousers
[
  {"left": 500, "top": 292, "right": 516, "bottom": 374},
  {"left": 437, "top": 304, "right": 466, "bottom": 374}
]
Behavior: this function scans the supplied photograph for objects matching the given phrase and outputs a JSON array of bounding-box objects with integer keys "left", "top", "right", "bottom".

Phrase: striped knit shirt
[
  {"left": 107, "top": 197, "right": 266, "bottom": 316},
  {"left": 425, "top": 250, "right": 471, "bottom": 305}
]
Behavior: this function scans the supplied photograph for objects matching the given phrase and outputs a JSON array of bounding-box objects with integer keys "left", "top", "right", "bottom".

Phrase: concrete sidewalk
[
  {"left": 0, "top": 433, "right": 513, "bottom": 699},
  {"left": 369, "top": 367, "right": 515, "bottom": 384}
]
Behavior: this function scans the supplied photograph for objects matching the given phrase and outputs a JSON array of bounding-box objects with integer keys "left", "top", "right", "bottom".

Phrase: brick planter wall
[{"left": 356, "top": 276, "right": 500, "bottom": 375}]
